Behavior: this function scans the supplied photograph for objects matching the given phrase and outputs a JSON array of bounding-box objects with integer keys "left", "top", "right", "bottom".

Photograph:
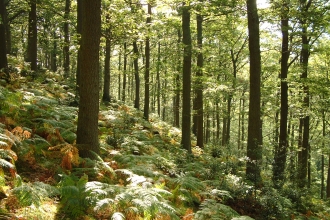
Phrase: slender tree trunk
[
  {"left": 122, "top": 42, "right": 127, "bottom": 102},
  {"left": 174, "top": 29, "right": 181, "bottom": 127},
  {"left": 327, "top": 153, "right": 330, "bottom": 198},
  {"left": 118, "top": 49, "right": 121, "bottom": 100},
  {"left": 76, "top": 0, "right": 101, "bottom": 158},
  {"left": 26, "top": 0, "right": 37, "bottom": 71},
  {"left": 76, "top": 0, "right": 83, "bottom": 95},
  {"left": 246, "top": 0, "right": 262, "bottom": 185},
  {"left": 133, "top": 41, "right": 140, "bottom": 109},
  {"left": 321, "top": 109, "right": 325, "bottom": 199},
  {"left": 144, "top": 3, "right": 151, "bottom": 120},
  {"left": 195, "top": 8, "right": 204, "bottom": 148},
  {"left": 156, "top": 41, "right": 161, "bottom": 116},
  {"left": 51, "top": 31, "right": 57, "bottom": 72},
  {"left": 273, "top": 0, "right": 290, "bottom": 188},
  {"left": 63, "top": 0, "right": 71, "bottom": 78},
  {"left": 102, "top": 33, "right": 111, "bottom": 102},
  {"left": 0, "top": 0, "right": 8, "bottom": 70},
  {"left": 0, "top": 0, "right": 7, "bottom": 70},
  {"left": 297, "top": 0, "right": 311, "bottom": 188},
  {"left": 181, "top": 3, "right": 192, "bottom": 153}
]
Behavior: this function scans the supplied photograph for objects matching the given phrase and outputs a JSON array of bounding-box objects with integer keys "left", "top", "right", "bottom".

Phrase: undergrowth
[{"left": 0, "top": 70, "right": 329, "bottom": 220}]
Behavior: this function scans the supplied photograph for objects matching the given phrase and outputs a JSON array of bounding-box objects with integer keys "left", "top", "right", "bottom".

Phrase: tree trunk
[
  {"left": 246, "top": 0, "right": 262, "bottom": 185},
  {"left": 174, "top": 29, "right": 181, "bottom": 128},
  {"left": 63, "top": 0, "right": 71, "bottom": 78},
  {"left": 0, "top": 0, "right": 7, "bottom": 70},
  {"left": 156, "top": 41, "right": 161, "bottom": 116},
  {"left": 76, "top": 0, "right": 101, "bottom": 159},
  {"left": 144, "top": 3, "right": 151, "bottom": 120},
  {"left": 195, "top": 9, "right": 204, "bottom": 148},
  {"left": 327, "top": 153, "right": 330, "bottom": 198},
  {"left": 181, "top": 4, "right": 192, "bottom": 153},
  {"left": 76, "top": 0, "right": 83, "bottom": 95},
  {"left": 321, "top": 109, "right": 325, "bottom": 199},
  {"left": 273, "top": 0, "right": 290, "bottom": 188},
  {"left": 122, "top": 42, "right": 127, "bottom": 102},
  {"left": 51, "top": 31, "right": 57, "bottom": 72},
  {"left": 102, "top": 33, "right": 111, "bottom": 102},
  {"left": 297, "top": 0, "right": 311, "bottom": 188},
  {"left": 26, "top": 0, "right": 37, "bottom": 71},
  {"left": 133, "top": 41, "right": 140, "bottom": 109}
]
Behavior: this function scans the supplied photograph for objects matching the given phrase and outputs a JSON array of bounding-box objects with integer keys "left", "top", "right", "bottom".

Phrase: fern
[
  {"left": 58, "top": 174, "right": 88, "bottom": 218},
  {"left": 11, "top": 182, "right": 59, "bottom": 207},
  {"left": 194, "top": 199, "right": 240, "bottom": 220}
]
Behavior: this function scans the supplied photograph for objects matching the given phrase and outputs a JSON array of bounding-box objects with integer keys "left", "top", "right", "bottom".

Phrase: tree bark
[
  {"left": 297, "top": 0, "right": 311, "bottom": 188},
  {"left": 173, "top": 29, "right": 181, "bottom": 128},
  {"left": 246, "top": 0, "right": 262, "bottom": 185},
  {"left": 122, "top": 42, "right": 127, "bottom": 102},
  {"left": 63, "top": 0, "right": 70, "bottom": 78},
  {"left": 181, "top": 3, "right": 192, "bottom": 153},
  {"left": 102, "top": 32, "right": 111, "bottom": 102},
  {"left": 273, "top": 0, "right": 290, "bottom": 188},
  {"left": 194, "top": 8, "right": 204, "bottom": 149},
  {"left": 76, "top": 0, "right": 101, "bottom": 159},
  {"left": 26, "top": 0, "right": 37, "bottom": 71},
  {"left": 144, "top": 3, "right": 151, "bottom": 120},
  {"left": 0, "top": 0, "right": 7, "bottom": 70},
  {"left": 133, "top": 41, "right": 140, "bottom": 109}
]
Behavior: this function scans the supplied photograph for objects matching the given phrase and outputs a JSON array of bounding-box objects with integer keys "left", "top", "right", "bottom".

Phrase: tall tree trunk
[
  {"left": 181, "top": 3, "right": 192, "bottom": 153},
  {"left": 246, "top": 0, "right": 262, "bottom": 185},
  {"left": 63, "top": 0, "right": 71, "bottom": 78},
  {"left": 321, "top": 110, "right": 325, "bottom": 199},
  {"left": 133, "top": 41, "right": 140, "bottom": 109},
  {"left": 76, "top": 0, "right": 83, "bottom": 95},
  {"left": 156, "top": 41, "right": 161, "bottom": 116},
  {"left": 144, "top": 3, "right": 151, "bottom": 120},
  {"left": 297, "top": 0, "right": 311, "bottom": 188},
  {"left": 174, "top": 29, "right": 181, "bottom": 127},
  {"left": 194, "top": 8, "right": 204, "bottom": 148},
  {"left": 273, "top": 0, "right": 290, "bottom": 188},
  {"left": 118, "top": 49, "right": 121, "bottom": 100},
  {"left": 102, "top": 33, "right": 111, "bottom": 102},
  {"left": 26, "top": 0, "right": 37, "bottom": 71},
  {"left": 327, "top": 153, "right": 330, "bottom": 198},
  {"left": 122, "top": 42, "right": 127, "bottom": 102},
  {"left": 51, "top": 31, "right": 57, "bottom": 72},
  {"left": 0, "top": 0, "right": 7, "bottom": 70},
  {"left": 76, "top": 0, "right": 101, "bottom": 158}
]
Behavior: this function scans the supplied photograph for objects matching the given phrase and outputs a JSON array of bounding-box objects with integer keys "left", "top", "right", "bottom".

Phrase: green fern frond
[
  {"left": 195, "top": 199, "right": 239, "bottom": 220},
  {"left": 0, "top": 133, "right": 16, "bottom": 148},
  {"left": 111, "top": 212, "right": 125, "bottom": 220},
  {"left": 172, "top": 175, "right": 205, "bottom": 191},
  {"left": 0, "top": 158, "right": 15, "bottom": 170},
  {"left": 0, "top": 149, "right": 17, "bottom": 162},
  {"left": 11, "top": 182, "right": 58, "bottom": 207},
  {"left": 94, "top": 198, "right": 115, "bottom": 212}
]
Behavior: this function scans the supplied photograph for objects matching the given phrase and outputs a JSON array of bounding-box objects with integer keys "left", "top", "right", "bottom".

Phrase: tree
[
  {"left": 102, "top": 11, "right": 111, "bottom": 103},
  {"left": 181, "top": 3, "right": 192, "bottom": 154},
  {"left": 272, "top": 0, "right": 290, "bottom": 188},
  {"left": 76, "top": 0, "right": 101, "bottom": 159},
  {"left": 25, "top": 0, "right": 37, "bottom": 71},
  {"left": 246, "top": 0, "right": 262, "bottom": 185},
  {"left": 133, "top": 41, "right": 140, "bottom": 109},
  {"left": 63, "top": 0, "right": 71, "bottom": 78},
  {"left": 192, "top": 1, "right": 204, "bottom": 149},
  {"left": 144, "top": 3, "right": 151, "bottom": 120},
  {"left": 0, "top": 0, "right": 8, "bottom": 70}
]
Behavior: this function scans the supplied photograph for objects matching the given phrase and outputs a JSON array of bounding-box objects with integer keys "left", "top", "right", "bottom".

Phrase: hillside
[{"left": 0, "top": 70, "right": 329, "bottom": 219}]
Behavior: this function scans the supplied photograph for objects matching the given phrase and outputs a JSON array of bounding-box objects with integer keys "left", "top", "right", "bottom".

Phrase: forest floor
[{"left": 0, "top": 68, "right": 330, "bottom": 219}]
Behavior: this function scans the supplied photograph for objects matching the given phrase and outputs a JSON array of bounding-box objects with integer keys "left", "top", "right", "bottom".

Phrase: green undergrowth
[{"left": 0, "top": 72, "right": 329, "bottom": 220}]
